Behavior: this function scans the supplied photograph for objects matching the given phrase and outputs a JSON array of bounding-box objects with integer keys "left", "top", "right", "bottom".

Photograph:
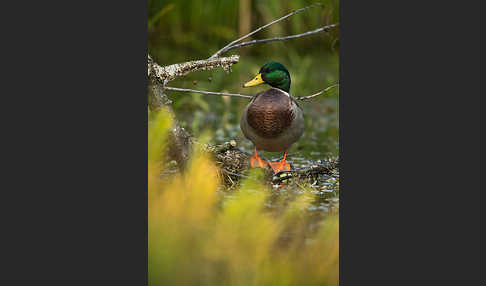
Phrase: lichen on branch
[{"left": 148, "top": 54, "right": 240, "bottom": 84}]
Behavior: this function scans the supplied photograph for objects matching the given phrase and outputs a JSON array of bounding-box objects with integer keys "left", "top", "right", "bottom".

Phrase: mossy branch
[{"left": 148, "top": 54, "right": 240, "bottom": 84}]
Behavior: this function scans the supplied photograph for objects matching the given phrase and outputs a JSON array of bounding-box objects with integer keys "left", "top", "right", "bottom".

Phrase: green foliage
[
  {"left": 149, "top": 0, "right": 339, "bottom": 61},
  {"left": 148, "top": 108, "right": 172, "bottom": 164},
  {"left": 148, "top": 3, "right": 175, "bottom": 30},
  {"left": 148, "top": 112, "right": 339, "bottom": 285}
]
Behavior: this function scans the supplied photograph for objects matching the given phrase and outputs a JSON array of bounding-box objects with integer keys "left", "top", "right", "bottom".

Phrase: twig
[
  {"left": 165, "top": 84, "right": 338, "bottom": 101},
  {"left": 209, "top": 3, "right": 324, "bottom": 59},
  {"left": 164, "top": 86, "right": 253, "bottom": 99},
  {"left": 221, "top": 24, "right": 338, "bottom": 53},
  {"left": 148, "top": 54, "right": 240, "bottom": 84},
  {"left": 296, "top": 83, "right": 339, "bottom": 101},
  {"left": 221, "top": 168, "right": 250, "bottom": 179}
]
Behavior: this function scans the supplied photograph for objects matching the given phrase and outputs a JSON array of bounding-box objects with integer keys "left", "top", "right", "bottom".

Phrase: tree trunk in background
[{"left": 239, "top": 0, "right": 252, "bottom": 47}]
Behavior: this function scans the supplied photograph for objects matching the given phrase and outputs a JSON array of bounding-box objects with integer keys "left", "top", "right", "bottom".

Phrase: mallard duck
[{"left": 241, "top": 62, "right": 304, "bottom": 173}]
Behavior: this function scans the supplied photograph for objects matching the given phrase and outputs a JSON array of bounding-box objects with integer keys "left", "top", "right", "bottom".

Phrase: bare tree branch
[
  {"left": 148, "top": 54, "right": 240, "bottom": 84},
  {"left": 221, "top": 23, "right": 338, "bottom": 53},
  {"left": 164, "top": 87, "right": 253, "bottom": 99},
  {"left": 164, "top": 84, "right": 339, "bottom": 101},
  {"left": 296, "top": 83, "right": 339, "bottom": 101},
  {"left": 209, "top": 3, "right": 324, "bottom": 59}
]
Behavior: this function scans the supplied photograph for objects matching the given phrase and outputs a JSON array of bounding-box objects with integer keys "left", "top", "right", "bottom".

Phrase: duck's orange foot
[
  {"left": 268, "top": 160, "right": 291, "bottom": 173},
  {"left": 268, "top": 152, "right": 291, "bottom": 174},
  {"left": 250, "top": 148, "right": 269, "bottom": 169}
]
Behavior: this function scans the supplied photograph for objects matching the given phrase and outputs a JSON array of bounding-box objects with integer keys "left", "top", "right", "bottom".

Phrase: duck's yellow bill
[{"left": 244, "top": 73, "right": 264, "bottom": 87}]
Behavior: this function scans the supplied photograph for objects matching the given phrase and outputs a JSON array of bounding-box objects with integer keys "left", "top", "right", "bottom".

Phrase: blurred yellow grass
[{"left": 149, "top": 110, "right": 339, "bottom": 286}]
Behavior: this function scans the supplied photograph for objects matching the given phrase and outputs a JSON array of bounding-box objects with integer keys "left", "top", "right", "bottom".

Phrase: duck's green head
[{"left": 244, "top": 61, "right": 291, "bottom": 93}]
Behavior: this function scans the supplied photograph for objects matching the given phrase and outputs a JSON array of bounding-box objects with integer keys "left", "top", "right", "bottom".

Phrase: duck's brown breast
[{"left": 246, "top": 89, "right": 295, "bottom": 138}]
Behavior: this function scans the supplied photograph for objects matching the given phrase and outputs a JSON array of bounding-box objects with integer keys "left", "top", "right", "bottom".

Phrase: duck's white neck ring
[{"left": 270, "top": 87, "right": 291, "bottom": 98}]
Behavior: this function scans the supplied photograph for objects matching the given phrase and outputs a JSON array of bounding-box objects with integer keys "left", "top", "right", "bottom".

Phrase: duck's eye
[{"left": 260, "top": 67, "right": 271, "bottom": 74}]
